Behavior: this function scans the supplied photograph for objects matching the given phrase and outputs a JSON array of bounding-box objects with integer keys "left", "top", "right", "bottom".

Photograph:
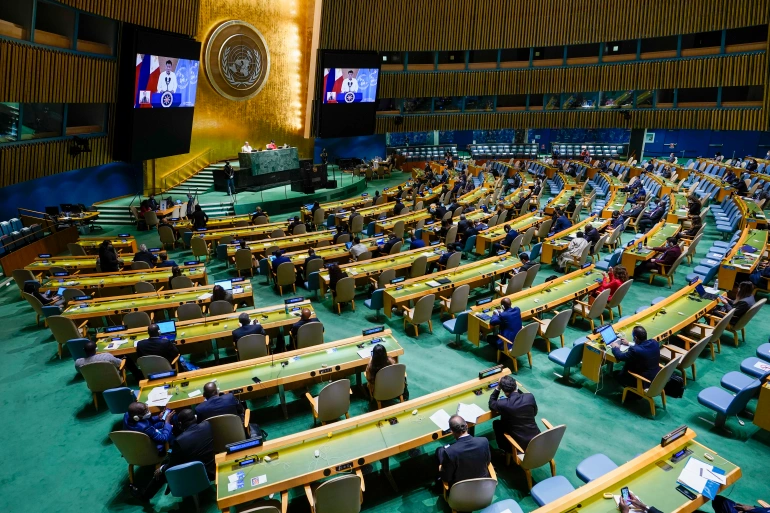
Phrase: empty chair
[
  {"left": 444, "top": 225, "right": 458, "bottom": 246},
  {"left": 410, "top": 254, "right": 428, "bottom": 278},
  {"left": 402, "top": 293, "right": 435, "bottom": 337},
  {"left": 622, "top": 356, "right": 680, "bottom": 417},
  {"left": 364, "top": 288, "right": 385, "bottom": 320},
  {"left": 275, "top": 261, "right": 297, "bottom": 295},
  {"left": 534, "top": 310, "right": 571, "bottom": 352},
  {"left": 304, "top": 473, "right": 364, "bottom": 513},
  {"left": 209, "top": 300, "right": 234, "bottom": 316},
  {"left": 81, "top": 361, "right": 126, "bottom": 409},
  {"left": 392, "top": 220, "right": 405, "bottom": 240},
  {"left": 62, "top": 288, "right": 85, "bottom": 304},
  {"left": 123, "top": 311, "right": 152, "bottom": 329},
  {"left": 270, "top": 228, "right": 285, "bottom": 238},
  {"left": 131, "top": 260, "right": 151, "bottom": 270},
  {"left": 444, "top": 474, "right": 498, "bottom": 513},
  {"left": 190, "top": 237, "right": 210, "bottom": 261},
  {"left": 371, "top": 363, "right": 407, "bottom": 409},
  {"left": 440, "top": 284, "right": 470, "bottom": 318},
  {"left": 170, "top": 275, "right": 194, "bottom": 289},
  {"left": 158, "top": 225, "right": 177, "bottom": 249},
  {"left": 497, "top": 322, "right": 538, "bottom": 372},
  {"left": 103, "top": 387, "right": 137, "bottom": 415},
  {"left": 496, "top": 271, "right": 527, "bottom": 297},
  {"left": 576, "top": 453, "right": 618, "bottom": 483},
  {"left": 442, "top": 310, "right": 470, "bottom": 347},
  {"left": 680, "top": 308, "right": 734, "bottom": 360},
  {"left": 697, "top": 378, "right": 761, "bottom": 428},
  {"left": 530, "top": 476, "right": 576, "bottom": 507},
  {"left": 109, "top": 431, "right": 166, "bottom": 483},
  {"left": 237, "top": 333, "right": 269, "bottom": 360},
  {"left": 372, "top": 268, "right": 395, "bottom": 290},
  {"left": 660, "top": 335, "right": 710, "bottom": 386},
  {"left": 504, "top": 419, "right": 567, "bottom": 490},
  {"left": 177, "top": 302, "right": 203, "bottom": 321},
  {"left": 305, "top": 379, "right": 351, "bottom": 426},
  {"left": 137, "top": 354, "right": 179, "bottom": 375},
  {"left": 294, "top": 321, "right": 324, "bottom": 349},
  {"left": 523, "top": 263, "right": 540, "bottom": 288},
  {"left": 47, "top": 315, "right": 88, "bottom": 358},
  {"left": 144, "top": 211, "right": 159, "bottom": 229},
  {"left": 333, "top": 276, "right": 356, "bottom": 314},
  {"left": 571, "top": 289, "right": 609, "bottom": 330},
  {"left": 134, "top": 281, "right": 156, "bottom": 293},
  {"left": 164, "top": 461, "right": 212, "bottom": 513},
  {"left": 208, "top": 413, "right": 251, "bottom": 454},
  {"left": 548, "top": 340, "right": 586, "bottom": 380},
  {"left": 22, "top": 291, "right": 61, "bottom": 327},
  {"left": 235, "top": 249, "right": 255, "bottom": 277},
  {"left": 293, "top": 223, "right": 307, "bottom": 235},
  {"left": 68, "top": 242, "right": 88, "bottom": 256}
]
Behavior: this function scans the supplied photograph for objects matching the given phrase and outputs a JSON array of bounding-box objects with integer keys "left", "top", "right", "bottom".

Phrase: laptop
[
  {"left": 215, "top": 279, "right": 233, "bottom": 291},
  {"left": 157, "top": 320, "right": 177, "bottom": 341},
  {"left": 597, "top": 324, "right": 618, "bottom": 346},
  {"left": 695, "top": 283, "right": 718, "bottom": 301},
  {"left": 304, "top": 204, "right": 314, "bottom": 211},
  {"left": 376, "top": 238, "right": 384, "bottom": 245},
  {"left": 46, "top": 287, "right": 66, "bottom": 298}
]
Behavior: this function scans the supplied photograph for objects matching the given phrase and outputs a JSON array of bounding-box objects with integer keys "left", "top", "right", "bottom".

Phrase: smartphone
[{"left": 620, "top": 487, "right": 630, "bottom": 504}]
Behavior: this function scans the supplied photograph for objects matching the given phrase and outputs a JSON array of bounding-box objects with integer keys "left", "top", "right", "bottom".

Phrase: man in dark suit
[
  {"left": 489, "top": 375, "right": 541, "bottom": 452},
  {"left": 148, "top": 195, "right": 159, "bottom": 210},
  {"left": 456, "top": 215, "right": 470, "bottom": 238},
  {"left": 436, "top": 415, "right": 491, "bottom": 487},
  {"left": 549, "top": 213, "right": 572, "bottom": 236},
  {"left": 620, "top": 202, "right": 645, "bottom": 223},
  {"left": 632, "top": 237, "right": 682, "bottom": 279},
  {"left": 133, "top": 244, "right": 158, "bottom": 267},
  {"left": 519, "top": 253, "right": 536, "bottom": 271},
  {"left": 428, "top": 244, "right": 458, "bottom": 273},
  {"left": 290, "top": 308, "right": 321, "bottom": 341},
  {"left": 347, "top": 207, "right": 361, "bottom": 225},
  {"left": 136, "top": 324, "right": 181, "bottom": 371},
  {"left": 304, "top": 248, "right": 321, "bottom": 267},
  {"left": 433, "top": 204, "right": 448, "bottom": 222},
  {"left": 232, "top": 312, "right": 266, "bottom": 344},
  {"left": 584, "top": 225, "right": 601, "bottom": 253},
  {"left": 637, "top": 202, "right": 666, "bottom": 233},
  {"left": 380, "top": 234, "right": 400, "bottom": 255},
  {"left": 287, "top": 216, "right": 303, "bottom": 233},
  {"left": 488, "top": 298, "right": 522, "bottom": 350},
  {"left": 156, "top": 253, "right": 178, "bottom": 268},
  {"left": 393, "top": 199, "right": 406, "bottom": 216},
  {"left": 169, "top": 408, "right": 215, "bottom": 476},
  {"left": 195, "top": 382, "right": 245, "bottom": 423},
  {"left": 270, "top": 249, "right": 291, "bottom": 272},
  {"left": 609, "top": 325, "right": 661, "bottom": 388},
  {"left": 492, "top": 225, "right": 519, "bottom": 254}
]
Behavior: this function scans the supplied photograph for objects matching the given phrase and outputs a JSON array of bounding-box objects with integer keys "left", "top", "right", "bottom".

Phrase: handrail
[{"left": 160, "top": 148, "right": 215, "bottom": 194}]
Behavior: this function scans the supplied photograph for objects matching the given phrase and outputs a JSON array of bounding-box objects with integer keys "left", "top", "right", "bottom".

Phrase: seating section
[
  {"left": 0, "top": 218, "right": 44, "bottom": 255},
  {"left": 390, "top": 145, "right": 457, "bottom": 162},
  {"left": 552, "top": 143, "right": 625, "bottom": 158},
  {"left": 470, "top": 144, "right": 537, "bottom": 159}
]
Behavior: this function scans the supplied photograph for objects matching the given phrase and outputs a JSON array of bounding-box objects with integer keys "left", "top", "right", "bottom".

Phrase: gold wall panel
[
  {"left": 376, "top": 109, "right": 765, "bottom": 133},
  {"left": 379, "top": 53, "right": 767, "bottom": 98},
  {"left": 58, "top": 0, "right": 200, "bottom": 37},
  {"left": 0, "top": 40, "right": 116, "bottom": 103},
  {"left": 321, "top": 0, "right": 769, "bottom": 51},
  {"left": 151, "top": 0, "right": 316, "bottom": 191},
  {"left": 0, "top": 136, "right": 111, "bottom": 188}
]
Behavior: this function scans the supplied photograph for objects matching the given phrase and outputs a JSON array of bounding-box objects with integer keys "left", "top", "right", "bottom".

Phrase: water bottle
[{"left": 714, "top": 278, "right": 719, "bottom": 291}]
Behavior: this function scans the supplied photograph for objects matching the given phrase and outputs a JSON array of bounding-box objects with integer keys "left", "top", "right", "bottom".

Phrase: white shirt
[
  {"left": 157, "top": 71, "right": 178, "bottom": 93},
  {"left": 349, "top": 243, "right": 368, "bottom": 259},
  {"left": 242, "top": 145, "right": 253, "bottom": 153},
  {"left": 341, "top": 78, "right": 359, "bottom": 93}
]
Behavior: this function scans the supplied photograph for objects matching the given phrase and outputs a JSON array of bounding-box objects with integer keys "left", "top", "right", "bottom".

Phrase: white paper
[
  {"left": 228, "top": 474, "right": 241, "bottom": 483},
  {"left": 753, "top": 360, "right": 770, "bottom": 372},
  {"left": 456, "top": 403, "right": 486, "bottom": 424},
  {"left": 188, "top": 390, "right": 202, "bottom": 398},
  {"left": 426, "top": 280, "right": 441, "bottom": 287},
  {"left": 357, "top": 348, "right": 373, "bottom": 359},
  {"left": 147, "top": 387, "right": 170, "bottom": 407},
  {"left": 700, "top": 468, "right": 727, "bottom": 485},
  {"left": 429, "top": 409, "right": 451, "bottom": 431},
  {"left": 106, "top": 340, "right": 127, "bottom": 350},
  {"left": 227, "top": 482, "right": 240, "bottom": 492},
  {"left": 197, "top": 293, "right": 213, "bottom": 300},
  {"left": 678, "top": 457, "right": 713, "bottom": 493}
]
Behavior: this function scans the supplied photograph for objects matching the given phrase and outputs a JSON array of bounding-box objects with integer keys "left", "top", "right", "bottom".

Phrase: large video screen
[
  {"left": 322, "top": 68, "right": 378, "bottom": 104},
  {"left": 113, "top": 26, "right": 202, "bottom": 162},
  {"left": 316, "top": 52, "right": 380, "bottom": 138},
  {"left": 135, "top": 55, "right": 199, "bottom": 108}
]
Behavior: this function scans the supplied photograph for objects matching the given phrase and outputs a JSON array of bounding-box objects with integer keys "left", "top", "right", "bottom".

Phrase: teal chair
[
  {"left": 66, "top": 338, "right": 90, "bottom": 361},
  {"left": 462, "top": 235, "right": 477, "bottom": 258},
  {"left": 182, "top": 230, "right": 194, "bottom": 249},
  {"left": 364, "top": 288, "right": 384, "bottom": 320},
  {"left": 442, "top": 310, "right": 469, "bottom": 346},
  {"left": 365, "top": 221, "right": 376, "bottom": 237},
  {"left": 547, "top": 341, "right": 585, "bottom": 380},
  {"left": 258, "top": 258, "right": 271, "bottom": 284},
  {"left": 521, "top": 242, "right": 542, "bottom": 261},
  {"left": 165, "top": 461, "right": 212, "bottom": 512},
  {"left": 305, "top": 271, "right": 321, "bottom": 299},
  {"left": 215, "top": 243, "right": 229, "bottom": 261},
  {"left": 103, "top": 387, "right": 136, "bottom": 414}
]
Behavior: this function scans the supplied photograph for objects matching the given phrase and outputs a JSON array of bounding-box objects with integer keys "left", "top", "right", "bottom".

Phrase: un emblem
[{"left": 204, "top": 20, "right": 270, "bottom": 101}]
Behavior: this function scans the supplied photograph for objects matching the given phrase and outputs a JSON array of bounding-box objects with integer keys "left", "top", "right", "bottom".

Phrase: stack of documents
[{"left": 677, "top": 457, "right": 726, "bottom": 500}]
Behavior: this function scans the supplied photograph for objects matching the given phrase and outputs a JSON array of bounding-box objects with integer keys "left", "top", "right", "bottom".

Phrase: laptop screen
[
  {"left": 695, "top": 283, "right": 706, "bottom": 297},
  {"left": 57, "top": 287, "right": 66, "bottom": 296},
  {"left": 304, "top": 204, "right": 314, "bottom": 211},
  {"left": 345, "top": 242, "right": 353, "bottom": 250},
  {"left": 376, "top": 238, "right": 384, "bottom": 245},
  {"left": 597, "top": 324, "right": 618, "bottom": 346},
  {"left": 157, "top": 320, "right": 176, "bottom": 335},
  {"left": 215, "top": 279, "right": 233, "bottom": 291}
]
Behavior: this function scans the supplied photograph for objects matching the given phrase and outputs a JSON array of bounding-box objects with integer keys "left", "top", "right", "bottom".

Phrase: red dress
[{"left": 596, "top": 277, "right": 622, "bottom": 299}]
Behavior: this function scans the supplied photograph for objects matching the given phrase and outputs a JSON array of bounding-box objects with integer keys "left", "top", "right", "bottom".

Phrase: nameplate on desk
[
  {"left": 149, "top": 248, "right": 161, "bottom": 252},
  {"left": 227, "top": 438, "right": 262, "bottom": 454},
  {"left": 184, "top": 261, "right": 198, "bottom": 266},
  {"left": 118, "top": 234, "right": 130, "bottom": 237},
  {"left": 148, "top": 370, "right": 177, "bottom": 380},
  {"left": 74, "top": 295, "right": 91, "bottom": 301},
  {"left": 362, "top": 326, "right": 384, "bottom": 336},
  {"left": 232, "top": 277, "right": 246, "bottom": 283},
  {"left": 318, "top": 367, "right": 333, "bottom": 375},
  {"left": 335, "top": 462, "right": 354, "bottom": 472},
  {"left": 285, "top": 297, "right": 305, "bottom": 305},
  {"left": 105, "top": 325, "right": 127, "bottom": 333},
  {"left": 661, "top": 425, "right": 688, "bottom": 447},
  {"left": 53, "top": 272, "right": 68, "bottom": 277},
  {"left": 38, "top": 253, "right": 52, "bottom": 258}
]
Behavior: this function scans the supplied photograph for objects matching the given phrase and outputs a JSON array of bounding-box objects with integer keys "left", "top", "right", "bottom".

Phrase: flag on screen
[{"left": 176, "top": 59, "right": 198, "bottom": 107}]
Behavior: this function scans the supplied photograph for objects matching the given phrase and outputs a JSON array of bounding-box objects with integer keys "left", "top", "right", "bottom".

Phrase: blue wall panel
[
  {"left": 0, "top": 161, "right": 141, "bottom": 221},
  {"left": 643, "top": 129, "right": 770, "bottom": 160},
  {"left": 313, "top": 134, "right": 387, "bottom": 164}
]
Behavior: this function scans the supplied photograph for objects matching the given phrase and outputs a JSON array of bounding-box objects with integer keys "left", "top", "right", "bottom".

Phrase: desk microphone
[{"left": 203, "top": 311, "right": 208, "bottom": 326}]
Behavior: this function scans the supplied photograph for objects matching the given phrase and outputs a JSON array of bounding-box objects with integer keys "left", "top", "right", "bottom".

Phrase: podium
[
  {"left": 150, "top": 92, "right": 182, "bottom": 108},
  {"left": 290, "top": 161, "right": 327, "bottom": 194},
  {"left": 217, "top": 148, "right": 301, "bottom": 193},
  {"left": 329, "top": 92, "right": 363, "bottom": 103}
]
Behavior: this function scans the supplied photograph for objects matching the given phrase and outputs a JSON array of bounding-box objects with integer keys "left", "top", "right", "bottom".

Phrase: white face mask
[{"left": 142, "top": 411, "right": 152, "bottom": 420}]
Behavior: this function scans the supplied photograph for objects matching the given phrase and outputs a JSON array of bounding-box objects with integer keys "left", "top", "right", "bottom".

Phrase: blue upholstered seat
[
  {"left": 576, "top": 453, "right": 618, "bottom": 483},
  {"left": 531, "top": 476, "right": 576, "bottom": 506}
]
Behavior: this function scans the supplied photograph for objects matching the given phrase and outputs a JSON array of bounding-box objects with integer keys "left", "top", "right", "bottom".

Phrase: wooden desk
[
  {"left": 375, "top": 209, "right": 432, "bottom": 234},
  {"left": 138, "top": 330, "right": 404, "bottom": 417},
  {"left": 755, "top": 382, "right": 770, "bottom": 431},
  {"left": 335, "top": 203, "right": 395, "bottom": 225},
  {"left": 382, "top": 253, "right": 521, "bottom": 317},
  {"left": 96, "top": 301, "right": 316, "bottom": 357},
  {"left": 171, "top": 214, "right": 254, "bottom": 231},
  {"left": 619, "top": 221, "right": 681, "bottom": 270},
  {"left": 533, "top": 429, "right": 740, "bottom": 513},
  {"left": 602, "top": 172, "right": 626, "bottom": 192},
  {"left": 318, "top": 245, "right": 445, "bottom": 295},
  {"left": 199, "top": 222, "right": 288, "bottom": 243},
  {"left": 737, "top": 196, "right": 767, "bottom": 229},
  {"left": 717, "top": 228, "right": 768, "bottom": 290},
  {"left": 421, "top": 210, "right": 493, "bottom": 245},
  {"left": 457, "top": 186, "right": 492, "bottom": 207},
  {"left": 279, "top": 237, "right": 382, "bottom": 269},
  {"left": 600, "top": 191, "right": 628, "bottom": 218},
  {"left": 76, "top": 236, "right": 137, "bottom": 254},
  {"left": 62, "top": 281, "right": 254, "bottom": 324},
  {"left": 224, "top": 231, "right": 336, "bottom": 259},
  {"left": 24, "top": 249, "right": 167, "bottom": 273},
  {"left": 214, "top": 370, "right": 514, "bottom": 512},
  {"left": 57, "top": 211, "right": 100, "bottom": 227},
  {"left": 540, "top": 216, "right": 609, "bottom": 264},
  {"left": 666, "top": 193, "right": 690, "bottom": 223},
  {"left": 38, "top": 264, "right": 207, "bottom": 295},
  {"left": 300, "top": 196, "right": 372, "bottom": 222},
  {"left": 467, "top": 265, "right": 602, "bottom": 345},
  {"left": 475, "top": 211, "right": 543, "bottom": 255},
  {"left": 581, "top": 282, "right": 718, "bottom": 383},
  {"left": 544, "top": 189, "right": 578, "bottom": 215}
]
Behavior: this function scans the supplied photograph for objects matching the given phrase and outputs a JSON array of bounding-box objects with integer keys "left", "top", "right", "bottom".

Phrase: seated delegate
[{"left": 436, "top": 415, "right": 491, "bottom": 488}]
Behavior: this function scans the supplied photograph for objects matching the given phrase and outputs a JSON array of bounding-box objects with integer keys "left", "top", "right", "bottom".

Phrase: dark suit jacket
[
  {"left": 271, "top": 255, "right": 292, "bottom": 272},
  {"left": 232, "top": 323, "right": 266, "bottom": 343},
  {"left": 552, "top": 216, "right": 572, "bottom": 234},
  {"left": 134, "top": 250, "right": 158, "bottom": 266},
  {"left": 490, "top": 306, "right": 522, "bottom": 347},
  {"left": 502, "top": 230, "right": 520, "bottom": 247},
  {"left": 438, "top": 435, "right": 491, "bottom": 486},
  {"left": 291, "top": 317, "right": 321, "bottom": 339},
  {"left": 170, "top": 421, "right": 215, "bottom": 477},
  {"left": 612, "top": 339, "right": 661, "bottom": 383},
  {"left": 195, "top": 393, "right": 244, "bottom": 423},
  {"left": 652, "top": 244, "right": 682, "bottom": 269},
  {"left": 381, "top": 238, "right": 399, "bottom": 254},
  {"left": 489, "top": 389, "right": 541, "bottom": 450},
  {"left": 136, "top": 336, "right": 179, "bottom": 364},
  {"left": 394, "top": 203, "right": 406, "bottom": 215}
]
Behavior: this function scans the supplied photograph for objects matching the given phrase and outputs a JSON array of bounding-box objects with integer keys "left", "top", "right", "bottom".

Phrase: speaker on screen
[
  {"left": 316, "top": 51, "right": 380, "bottom": 138},
  {"left": 113, "top": 25, "right": 202, "bottom": 162}
]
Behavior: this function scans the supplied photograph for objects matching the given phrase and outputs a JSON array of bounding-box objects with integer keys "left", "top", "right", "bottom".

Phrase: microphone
[{"left": 203, "top": 311, "right": 208, "bottom": 326}]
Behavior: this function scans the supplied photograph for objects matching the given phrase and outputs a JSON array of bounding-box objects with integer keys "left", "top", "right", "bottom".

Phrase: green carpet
[{"left": 1, "top": 178, "right": 768, "bottom": 513}]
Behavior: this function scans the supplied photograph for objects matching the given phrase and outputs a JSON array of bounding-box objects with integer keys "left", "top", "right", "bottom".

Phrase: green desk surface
[
  {"left": 282, "top": 238, "right": 381, "bottom": 266},
  {"left": 96, "top": 302, "right": 313, "bottom": 354},
  {"left": 723, "top": 229, "right": 767, "bottom": 270},
  {"left": 548, "top": 218, "right": 606, "bottom": 246},
  {"left": 302, "top": 197, "right": 369, "bottom": 215},
  {"left": 670, "top": 193, "right": 688, "bottom": 215},
  {"left": 63, "top": 283, "right": 253, "bottom": 319},
  {"left": 172, "top": 214, "right": 253, "bottom": 230},
  {"left": 40, "top": 266, "right": 206, "bottom": 291},
  {"left": 138, "top": 334, "right": 402, "bottom": 406},
  {"left": 24, "top": 253, "right": 160, "bottom": 271},
  {"left": 382, "top": 181, "right": 413, "bottom": 198},
  {"left": 477, "top": 213, "right": 542, "bottom": 241},
  {"left": 203, "top": 223, "right": 286, "bottom": 242},
  {"left": 422, "top": 209, "right": 492, "bottom": 235},
  {"left": 319, "top": 247, "right": 445, "bottom": 283},
  {"left": 226, "top": 232, "right": 335, "bottom": 256},
  {"left": 376, "top": 210, "right": 432, "bottom": 231},
  {"left": 624, "top": 223, "right": 680, "bottom": 258},
  {"left": 550, "top": 190, "right": 578, "bottom": 208},
  {"left": 458, "top": 187, "right": 490, "bottom": 206},
  {"left": 604, "top": 174, "right": 624, "bottom": 188},
  {"left": 385, "top": 254, "right": 518, "bottom": 301},
  {"left": 566, "top": 442, "right": 738, "bottom": 513},
  {"left": 603, "top": 192, "right": 628, "bottom": 214},
  {"left": 76, "top": 237, "right": 135, "bottom": 248},
  {"left": 337, "top": 204, "right": 393, "bottom": 222},
  {"left": 742, "top": 198, "right": 766, "bottom": 221},
  {"left": 472, "top": 267, "right": 600, "bottom": 322},
  {"left": 216, "top": 373, "right": 516, "bottom": 503},
  {"left": 501, "top": 188, "right": 529, "bottom": 205}
]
